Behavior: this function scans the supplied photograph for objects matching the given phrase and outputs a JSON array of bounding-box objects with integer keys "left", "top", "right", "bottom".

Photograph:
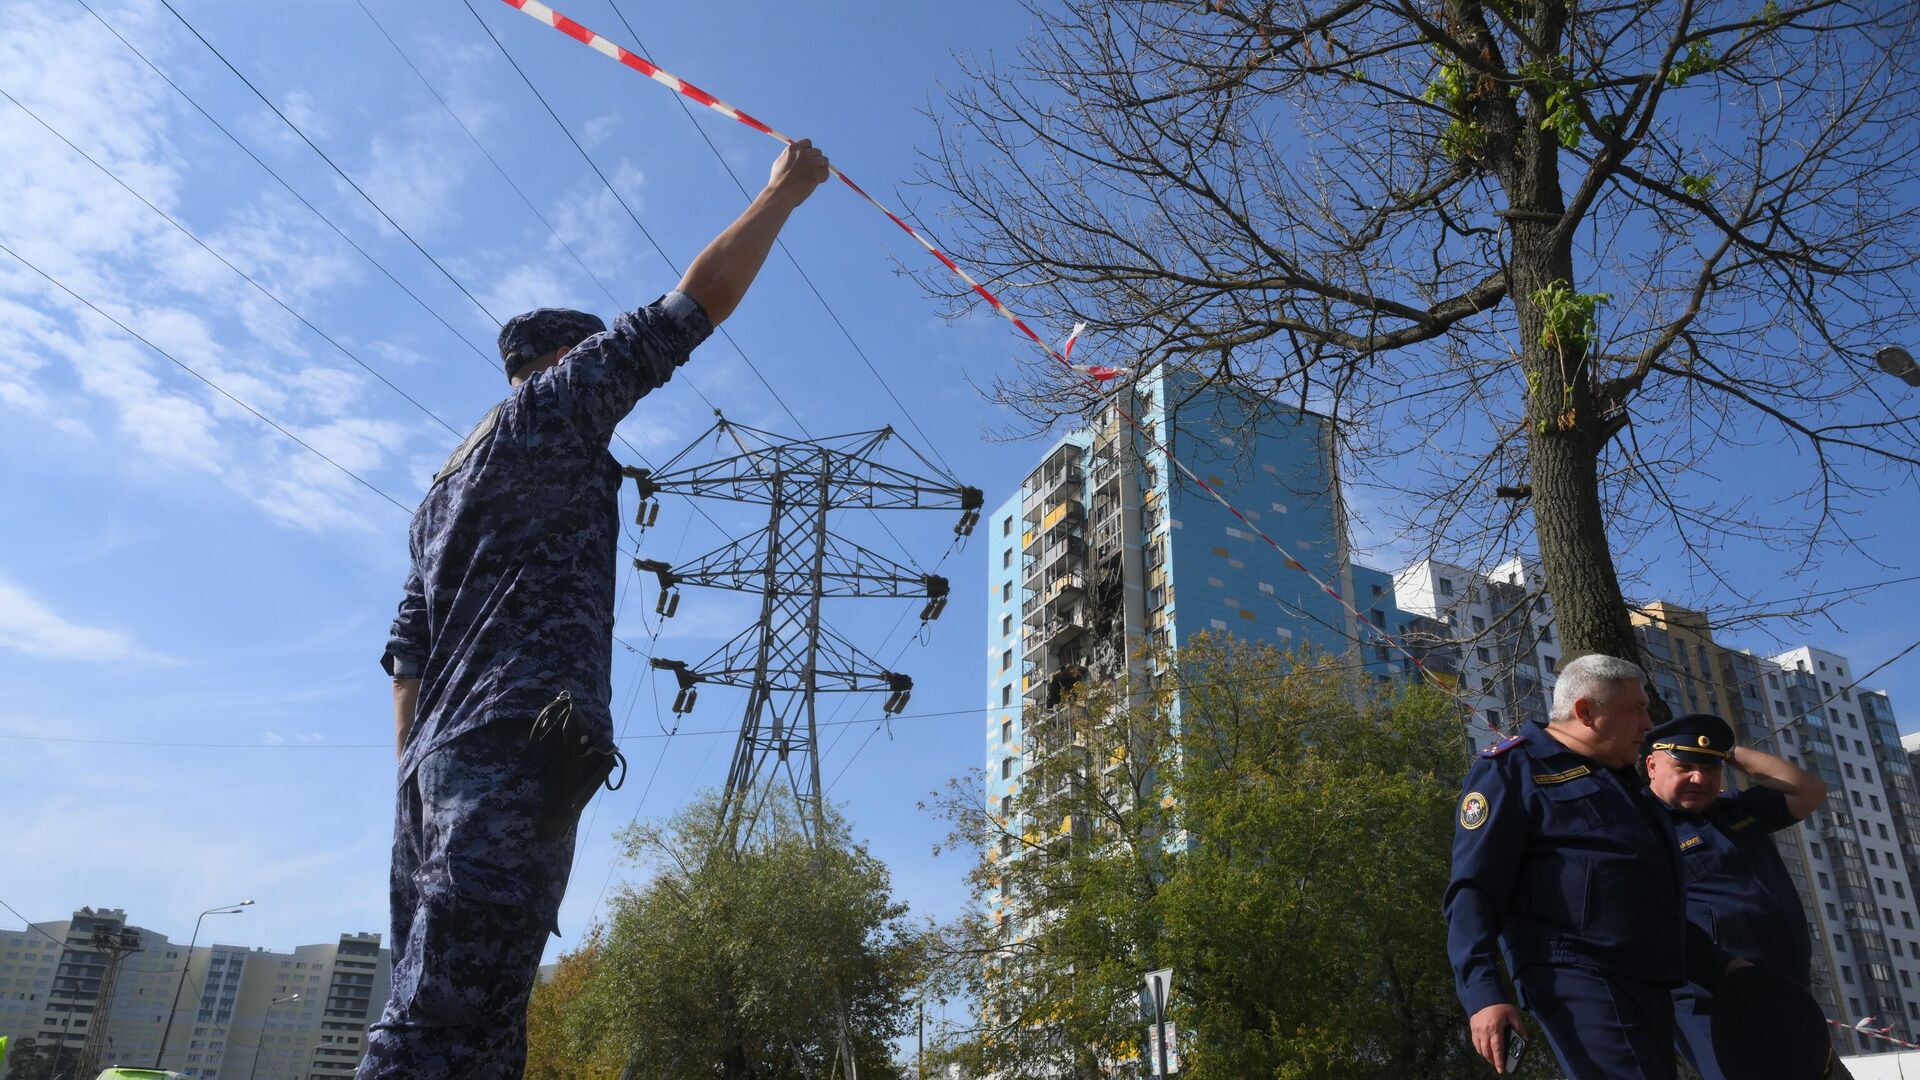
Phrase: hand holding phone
[{"left": 1501, "top": 1028, "right": 1529, "bottom": 1074}]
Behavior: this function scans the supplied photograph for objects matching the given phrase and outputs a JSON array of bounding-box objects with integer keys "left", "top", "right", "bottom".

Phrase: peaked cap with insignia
[{"left": 1644, "top": 712, "right": 1735, "bottom": 766}]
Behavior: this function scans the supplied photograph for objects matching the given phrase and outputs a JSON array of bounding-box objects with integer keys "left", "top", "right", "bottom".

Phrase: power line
[
  {"left": 154, "top": 0, "right": 503, "bottom": 326},
  {"left": 0, "top": 83, "right": 461, "bottom": 439},
  {"left": 350, "top": 0, "right": 627, "bottom": 313},
  {"left": 70, "top": 0, "right": 502, "bottom": 376},
  {"left": 602, "top": 0, "right": 957, "bottom": 481},
  {"left": 0, "top": 897, "right": 76, "bottom": 949},
  {"left": 0, "top": 239, "right": 414, "bottom": 515}
]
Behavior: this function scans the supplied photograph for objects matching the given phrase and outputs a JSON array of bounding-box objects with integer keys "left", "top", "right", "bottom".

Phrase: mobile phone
[{"left": 1502, "top": 1029, "right": 1529, "bottom": 1074}]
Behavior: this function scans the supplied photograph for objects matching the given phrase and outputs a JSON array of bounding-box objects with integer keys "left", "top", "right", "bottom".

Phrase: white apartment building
[
  {"left": 0, "top": 907, "right": 388, "bottom": 1080},
  {"left": 1391, "top": 556, "right": 1560, "bottom": 745}
]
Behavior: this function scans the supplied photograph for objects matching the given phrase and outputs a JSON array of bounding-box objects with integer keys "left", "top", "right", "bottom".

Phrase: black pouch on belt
[{"left": 528, "top": 692, "right": 627, "bottom": 841}]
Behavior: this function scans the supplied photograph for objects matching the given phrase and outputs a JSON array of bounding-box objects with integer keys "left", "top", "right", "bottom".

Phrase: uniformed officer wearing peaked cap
[
  {"left": 1446, "top": 655, "right": 1737, "bottom": 1079},
  {"left": 359, "top": 141, "right": 832, "bottom": 1080},
  {"left": 1643, "top": 713, "right": 1830, "bottom": 1080}
]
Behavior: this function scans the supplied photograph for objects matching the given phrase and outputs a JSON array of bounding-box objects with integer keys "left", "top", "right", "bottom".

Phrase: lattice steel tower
[{"left": 628, "top": 417, "right": 979, "bottom": 846}]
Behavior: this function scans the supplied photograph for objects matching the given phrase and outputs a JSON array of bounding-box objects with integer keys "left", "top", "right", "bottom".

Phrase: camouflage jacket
[{"left": 383, "top": 292, "right": 712, "bottom": 781}]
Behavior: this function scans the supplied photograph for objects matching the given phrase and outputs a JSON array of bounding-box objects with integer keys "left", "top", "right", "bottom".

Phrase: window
[
  {"left": 1438, "top": 577, "right": 1455, "bottom": 596},
  {"left": 1488, "top": 709, "right": 1502, "bottom": 727},
  {"left": 1827, "top": 902, "right": 1839, "bottom": 919},
  {"left": 1872, "top": 794, "right": 1883, "bottom": 811},
  {"left": 1853, "top": 790, "right": 1864, "bottom": 807},
  {"left": 1001, "top": 757, "right": 1012, "bottom": 779},
  {"left": 1003, "top": 549, "right": 1012, "bottom": 569},
  {"left": 1837, "top": 934, "right": 1849, "bottom": 952},
  {"left": 1002, "top": 615, "right": 1013, "bottom": 637},
  {"left": 1001, "top": 684, "right": 1012, "bottom": 707},
  {"left": 1877, "top": 878, "right": 1888, "bottom": 896},
  {"left": 1542, "top": 655, "right": 1557, "bottom": 673},
  {"left": 1371, "top": 583, "right": 1384, "bottom": 597},
  {"left": 1002, "top": 720, "right": 1013, "bottom": 743},
  {"left": 1868, "top": 847, "right": 1879, "bottom": 865},
  {"left": 1812, "top": 842, "right": 1824, "bottom": 858},
  {"left": 1472, "top": 615, "right": 1486, "bottom": 632},
  {"left": 1002, "top": 582, "right": 1012, "bottom": 602},
  {"left": 1003, "top": 515, "right": 1012, "bottom": 536},
  {"left": 1540, "top": 625, "right": 1554, "bottom": 644},
  {"left": 1847, "top": 763, "right": 1857, "bottom": 779},
  {"left": 1477, "top": 647, "right": 1491, "bottom": 664},
  {"left": 1775, "top": 701, "right": 1786, "bottom": 716},
  {"left": 1820, "top": 872, "right": 1833, "bottom": 889},
  {"left": 1001, "top": 650, "right": 1012, "bottom": 672},
  {"left": 1843, "top": 966, "right": 1855, "bottom": 984},
  {"left": 1147, "top": 584, "right": 1165, "bottom": 611},
  {"left": 1000, "top": 795, "right": 1012, "bottom": 817}
]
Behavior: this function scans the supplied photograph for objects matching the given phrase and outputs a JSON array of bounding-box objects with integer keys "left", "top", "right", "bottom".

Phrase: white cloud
[{"left": 0, "top": 577, "right": 168, "bottom": 663}]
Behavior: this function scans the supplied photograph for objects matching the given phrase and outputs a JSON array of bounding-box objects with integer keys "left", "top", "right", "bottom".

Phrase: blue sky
[{"left": 3, "top": 0, "right": 1917, "bottom": 1000}]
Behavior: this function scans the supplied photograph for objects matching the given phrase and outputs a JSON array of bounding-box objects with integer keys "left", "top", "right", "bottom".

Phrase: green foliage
[
  {"left": 1530, "top": 279, "right": 1611, "bottom": 352},
  {"left": 562, "top": 793, "right": 922, "bottom": 1079},
  {"left": 1520, "top": 56, "right": 1594, "bottom": 151},
  {"left": 1761, "top": 0, "right": 1786, "bottom": 27},
  {"left": 1423, "top": 52, "right": 1487, "bottom": 162},
  {"left": 524, "top": 928, "right": 623, "bottom": 1080},
  {"left": 1680, "top": 173, "right": 1716, "bottom": 199},
  {"left": 927, "top": 639, "right": 1559, "bottom": 1078},
  {"left": 0, "top": 1038, "right": 62, "bottom": 1080},
  {"left": 1667, "top": 40, "right": 1721, "bottom": 86}
]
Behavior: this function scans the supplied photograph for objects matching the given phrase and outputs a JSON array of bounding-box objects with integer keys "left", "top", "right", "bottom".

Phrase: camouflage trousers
[{"left": 358, "top": 719, "right": 583, "bottom": 1080}]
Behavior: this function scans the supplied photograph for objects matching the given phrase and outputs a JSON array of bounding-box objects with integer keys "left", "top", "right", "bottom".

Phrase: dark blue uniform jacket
[
  {"left": 382, "top": 292, "right": 712, "bottom": 782},
  {"left": 1668, "top": 785, "right": 1812, "bottom": 985},
  {"left": 1445, "top": 723, "right": 1722, "bottom": 1015}
]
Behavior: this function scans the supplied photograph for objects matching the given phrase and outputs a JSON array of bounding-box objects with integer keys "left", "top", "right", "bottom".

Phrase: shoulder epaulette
[{"left": 1479, "top": 733, "right": 1528, "bottom": 758}]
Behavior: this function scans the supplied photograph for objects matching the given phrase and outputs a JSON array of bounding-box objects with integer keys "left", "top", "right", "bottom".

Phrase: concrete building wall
[{"left": 0, "top": 909, "right": 388, "bottom": 1080}]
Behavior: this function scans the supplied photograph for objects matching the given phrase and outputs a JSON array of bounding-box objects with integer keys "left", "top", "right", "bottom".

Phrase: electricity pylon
[
  {"left": 622, "top": 417, "right": 976, "bottom": 1080},
  {"left": 628, "top": 417, "right": 978, "bottom": 848}
]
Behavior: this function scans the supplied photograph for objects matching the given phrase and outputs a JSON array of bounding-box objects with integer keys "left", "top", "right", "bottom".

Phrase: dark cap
[
  {"left": 497, "top": 308, "right": 607, "bottom": 378},
  {"left": 1711, "top": 964, "right": 1833, "bottom": 1079},
  {"left": 1645, "top": 712, "right": 1736, "bottom": 765}
]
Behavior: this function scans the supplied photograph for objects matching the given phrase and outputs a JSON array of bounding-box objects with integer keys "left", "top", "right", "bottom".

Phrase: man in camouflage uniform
[{"left": 358, "top": 140, "right": 830, "bottom": 1079}]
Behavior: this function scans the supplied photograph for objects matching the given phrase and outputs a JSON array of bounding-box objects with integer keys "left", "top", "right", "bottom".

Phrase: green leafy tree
[
  {"left": 524, "top": 928, "right": 622, "bottom": 1080},
  {"left": 1, "top": 1038, "right": 63, "bottom": 1080},
  {"left": 922, "top": 0, "right": 1920, "bottom": 669},
  {"left": 924, "top": 653, "right": 1178, "bottom": 1078},
  {"left": 928, "top": 639, "right": 1560, "bottom": 1077},
  {"left": 572, "top": 791, "right": 922, "bottom": 1079}
]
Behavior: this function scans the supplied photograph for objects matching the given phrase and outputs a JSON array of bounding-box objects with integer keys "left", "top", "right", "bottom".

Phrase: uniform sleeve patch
[
  {"left": 1532, "top": 765, "right": 1592, "bottom": 785},
  {"left": 1479, "top": 734, "right": 1528, "bottom": 758},
  {"left": 1680, "top": 835, "right": 1704, "bottom": 851},
  {"left": 1727, "top": 816, "right": 1757, "bottom": 833},
  {"left": 1460, "top": 791, "right": 1490, "bottom": 830}
]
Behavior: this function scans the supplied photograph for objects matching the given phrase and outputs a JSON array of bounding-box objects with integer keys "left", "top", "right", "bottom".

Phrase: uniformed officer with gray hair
[
  {"left": 1446, "top": 654, "right": 1741, "bottom": 1079},
  {"left": 358, "top": 140, "right": 831, "bottom": 1079}
]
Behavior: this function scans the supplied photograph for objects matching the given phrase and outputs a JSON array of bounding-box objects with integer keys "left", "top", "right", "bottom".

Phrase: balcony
[
  {"left": 1043, "top": 612, "right": 1090, "bottom": 647},
  {"left": 1041, "top": 499, "right": 1085, "bottom": 533},
  {"left": 1040, "top": 534, "right": 1087, "bottom": 571},
  {"left": 1045, "top": 572, "right": 1087, "bottom": 608}
]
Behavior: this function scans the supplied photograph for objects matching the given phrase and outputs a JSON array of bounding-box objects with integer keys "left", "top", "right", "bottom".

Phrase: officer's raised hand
[{"left": 1471, "top": 1003, "right": 1525, "bottom": 1073}]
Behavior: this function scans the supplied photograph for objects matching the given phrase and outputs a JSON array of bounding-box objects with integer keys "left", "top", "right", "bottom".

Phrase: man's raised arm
[{"left": 676, "top": 138, "right": 830, "bottom": 325}]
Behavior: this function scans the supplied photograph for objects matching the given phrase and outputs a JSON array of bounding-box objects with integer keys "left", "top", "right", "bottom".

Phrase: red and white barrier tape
[
  {"left": 1831, "top": 1018, "right": 1920, "bottom": 1052},
  {"left": 495, "top": 0, "right": 1467, "bottom": 715}
]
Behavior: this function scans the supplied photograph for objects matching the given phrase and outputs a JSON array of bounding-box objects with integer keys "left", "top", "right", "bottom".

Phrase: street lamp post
[
  {"left": 243, "top": 994, "right": 300, "bottom": 1080},
  {"left": 154, "top": 900, "right": 253, "bottom": 1068}
]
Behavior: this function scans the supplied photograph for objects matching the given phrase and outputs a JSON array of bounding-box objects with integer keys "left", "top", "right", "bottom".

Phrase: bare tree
[{"left": 920, "top": 0, "right": 1920, "bottom": 664}]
